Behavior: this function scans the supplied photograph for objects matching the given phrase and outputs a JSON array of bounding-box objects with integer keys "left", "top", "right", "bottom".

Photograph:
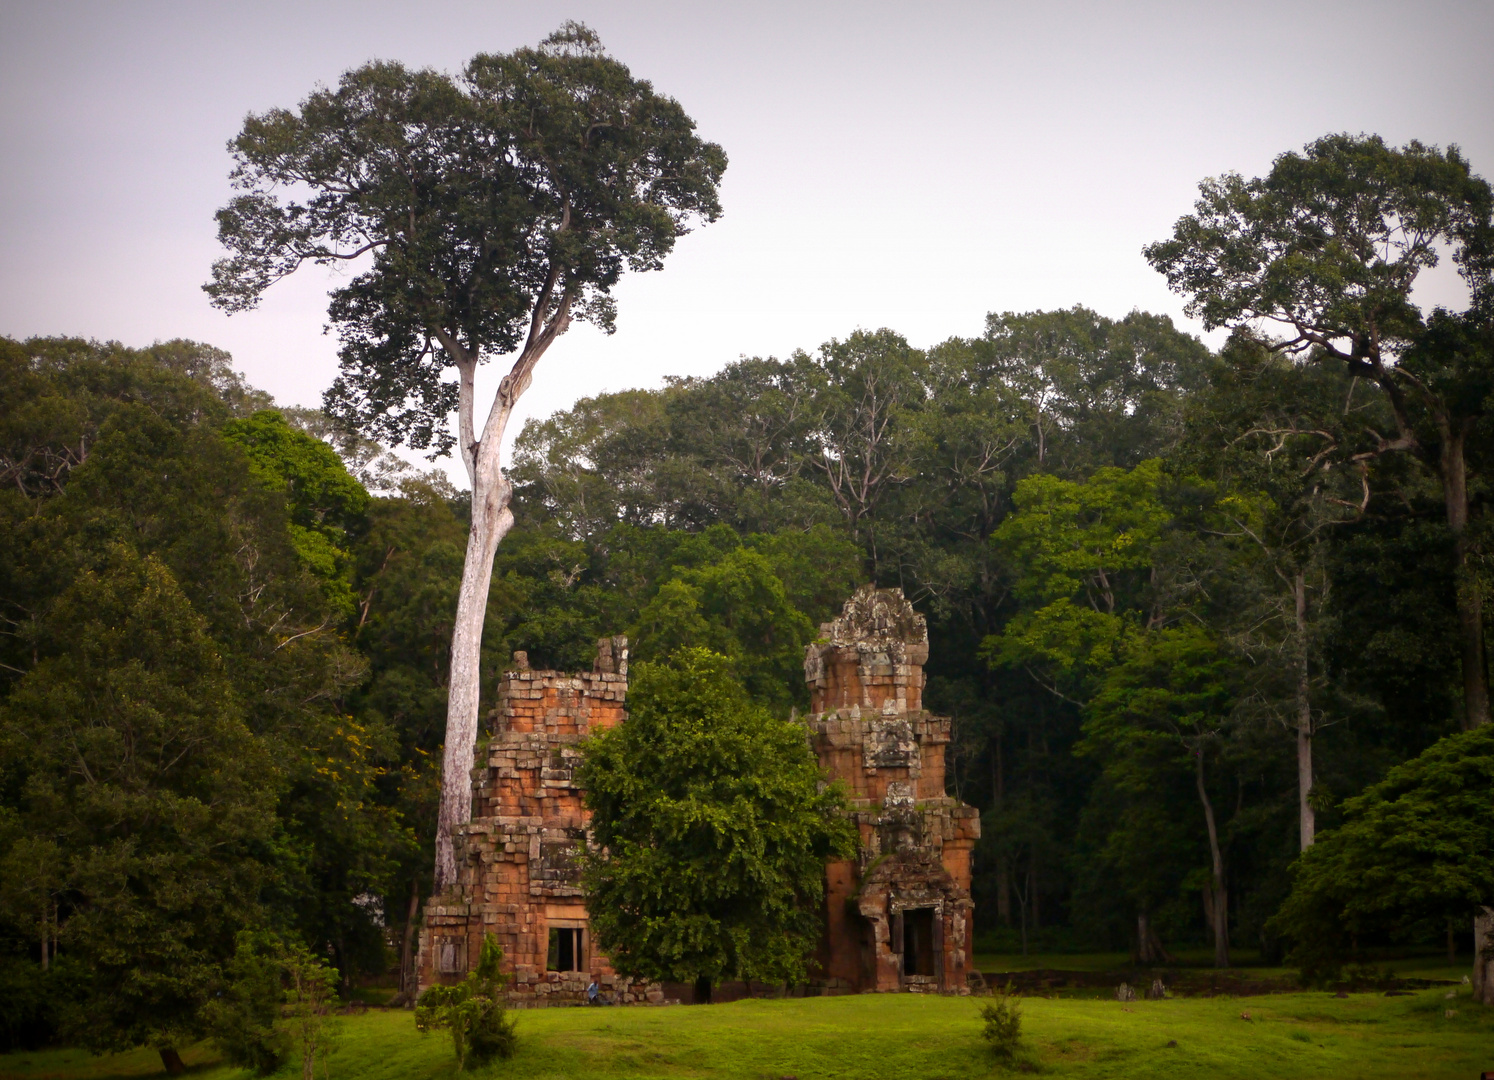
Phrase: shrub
[
  {"left": 979, "top": 982, "right": 1024, "bottom": 1060},
  {"left": 415, "top": 934, "right": 517, "bottom": 1069}
]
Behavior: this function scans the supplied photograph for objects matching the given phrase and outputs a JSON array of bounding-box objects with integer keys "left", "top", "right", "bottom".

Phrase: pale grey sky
[{"left": 3, "top": 0, "right": 1491, "bottom": 476}]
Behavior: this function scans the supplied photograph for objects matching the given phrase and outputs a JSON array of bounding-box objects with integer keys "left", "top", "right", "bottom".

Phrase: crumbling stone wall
[
  {"left": 418, "top": 637, "right": 663, "bottom": 1005},
  {"left": 805, "top": 585, "right": 980, "bottom": 994}
]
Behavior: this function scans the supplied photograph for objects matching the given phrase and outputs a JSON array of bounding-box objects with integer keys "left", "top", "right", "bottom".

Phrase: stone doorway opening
[
  {"left": 902, "top": 908, "right": 936, "bottom": 978},
  {"left": 548, "top": 927, "right": 584, "bottom": 972}
]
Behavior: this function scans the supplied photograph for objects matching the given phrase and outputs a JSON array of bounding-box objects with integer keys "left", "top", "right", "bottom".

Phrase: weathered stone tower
[
  {"left": 418, "top": 637, "right": 659, "bottom": 1004},
  {"left": 805, "top": 585, "right": 980, "bottom": 994},
  {"left": 420, "top": 587, "right": 977, "bottom": 1002}
]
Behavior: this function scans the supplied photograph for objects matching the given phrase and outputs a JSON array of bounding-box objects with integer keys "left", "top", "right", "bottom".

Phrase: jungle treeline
[{"left": 0, "top": 304, "right": 1483, "bottom": 1044}]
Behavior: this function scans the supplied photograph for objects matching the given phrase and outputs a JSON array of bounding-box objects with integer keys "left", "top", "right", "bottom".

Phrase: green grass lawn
[{"left": 3, "top": 987, "right": 1491, "bottom": 1080}]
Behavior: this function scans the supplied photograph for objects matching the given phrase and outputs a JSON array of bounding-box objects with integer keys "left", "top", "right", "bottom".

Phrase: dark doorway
[
  {"left": 547, "top": 927, "right": 583, "bottom": 971},
  {"left": 903, "top": 908, "right": 936, "bottom": 977}
]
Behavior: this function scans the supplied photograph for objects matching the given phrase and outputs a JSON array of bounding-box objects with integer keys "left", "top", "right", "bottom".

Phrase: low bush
[
  {"left": 415, "top": 934, "right": 517, "bottom": 1069},
  {"left": 979, "top": 982, "right": 1023, "bottom": 1060}
]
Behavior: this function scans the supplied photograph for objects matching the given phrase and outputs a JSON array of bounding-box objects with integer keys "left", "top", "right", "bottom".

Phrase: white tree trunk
[
  {"left": 1475, "top": 910, "right": 1494, "bottom": 1006},
  {"left": 433, "top": 455, "right": 514, "bottom": 889},
  {"left": 430, "top": 295, "right": 572, "bottom": 893}
]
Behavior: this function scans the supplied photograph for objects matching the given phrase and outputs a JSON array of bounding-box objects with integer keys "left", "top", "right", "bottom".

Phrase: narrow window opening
[{"left": 547, "top": 927, "right": 584, "bottom": 972}]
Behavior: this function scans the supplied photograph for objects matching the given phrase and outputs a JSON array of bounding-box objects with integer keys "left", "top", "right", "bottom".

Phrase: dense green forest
[
  {"left": 2, "top": 275, "right": 1489, "bottom": 1051},
  {"left": 5, "top": 127, "right": 1494, "bottom": 1049}
]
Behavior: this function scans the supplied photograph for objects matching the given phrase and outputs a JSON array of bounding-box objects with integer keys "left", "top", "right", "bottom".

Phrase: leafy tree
[
  {"left": 631, "top": 548, "right": 815, "bottom": 713},
  {"left": 1173, "top": 332, "right": 1381, "bottom": 850},
  {"left": 801, "top": 329, "right": 928, "bottom": 572},
  {"left": 577, "top": 649, "right": 856, "bottom": 1001},
  {"left": 1145, "top": 133, "right": 1494, "bottom": 727},
  {"left": 0, "top": 545, "right": 276, "bottom": 1073},
  {"left": 415, "top": 933, "right": 516, "bottom": 1069},
  {"left": 223, "top": 409, "right": 371, "bottom": 619},
  {"left": 977, "top": 307, "right": 1209, "bottom": 475},
  {"left": 0, "top": 340, "right": 416, "bottom": 1029},
  {"left": 1082, "top": 626, "right": 1239, "bottom": 967},
  {"left": 1069, "top": 777, "right": 1193, "bottom": 962},
  {"left": 665, "top": 355, "right": 830, "bottom": 534},
  {"left": 978, "top": 983, "right": 1026, "bottom": 1062},
  {"left": 206, "top": 931, "right": 344, "bottom": 1080},
  {"left": 983, "top": 459, "right": 1173, "bottom": 698},
  {"left": 1270, "top": 724, "right": 1494, "bottom": 996},
  {"left": 0, "top": 337, "right": 265, "bottom": 526},
  {"left": 346, "top": 480, "right": 467, "bottom": 999},
  {"left": 204, "top": 932, "right": 292, "bottom": 1076},
  {"left": 280, "top": 940, "right": 341, "bottom": 1080},
  {"left": 512, "top": 386, "right": 685, "bottom": 535},
  {"left": 206, "top": 23, "right": 727, "bottom": 889}
]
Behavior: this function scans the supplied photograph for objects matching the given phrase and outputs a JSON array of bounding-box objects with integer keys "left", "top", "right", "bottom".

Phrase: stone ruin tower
[
  {"left": 805, "top": 585, "right": 980, "bottom": 994},
  {"left": 418, "top": 637, "right": 660, "bottom": 1004},
  {"left": 419, "top": 587, "right": 977, "bottom": 1001}
]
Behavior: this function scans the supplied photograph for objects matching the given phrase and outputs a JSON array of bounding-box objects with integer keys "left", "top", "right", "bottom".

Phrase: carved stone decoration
[
  {"left": 806, "top": 585, "right": 980, "bottom": 995},
  {"left": 867, "top": 719, "right": 919, "bottom": 770}
]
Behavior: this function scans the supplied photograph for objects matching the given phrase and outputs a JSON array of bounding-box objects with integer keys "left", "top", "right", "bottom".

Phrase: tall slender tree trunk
[
  {"left": 1135, "top": 912, "right": 1173, "bottom": 965},
  {"left": 1194, "top": 749, "right": 1229, "bottom": 968},
  {"left": 390, "top": 880, "right": 421, "bottom": 1007},
  {"left": 1293, "top": 572, "right": 1315, "bottom": 849},
  {"left": 1441, "top": 427, "right": 1489, "bottom": 729},
  {"left": 993, "top": 733, "right": 1010, "bottom": 925},
  {"left": 1029, "top": 851, "right": 1040, "bottom": 930},
  {"left": 159, "top": 1048, "right": 186, "bottom": 1076},
  {"left": 1438, "top": 427, "right": 1494, "bottom": 1004},
  {"left": 1137, "top": 912, "right": 1153, "bottom": 964},
  {"left": 434, "top": 460, "right": 513, "bottom": 888},
  {"left": 1017, "top": 870, "right": 1030, "bottom": 958},
  {"left": 432, "top": 296, "right": 572, "bottom": 892},
  {"left": 1475, "top": 913, "right": 1494, "bottom": 1005}
]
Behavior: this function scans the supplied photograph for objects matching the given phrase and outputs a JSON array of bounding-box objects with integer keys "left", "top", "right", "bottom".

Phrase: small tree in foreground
[
  {"left": 979, "top": 982, "right": 1025, "bottom": 1062},
  {"left": 281, "top": 942, "right": 340, "bottom": 1080},
  {"left": 577, "top": 649, "right": 856, "bottom": 1002},
  {"left": 206, "top": 932, "right": 341, "bottom": 1080},
  {"left": 204, "top": 933, "right": 290, "bottom": 1076},
  {"left": 415, "top": 934, "right": 516, "bottom": 1069}
]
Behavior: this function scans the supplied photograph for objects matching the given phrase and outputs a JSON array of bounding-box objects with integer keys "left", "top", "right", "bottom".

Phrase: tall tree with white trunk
[{"left": 206, "top": 23, "right": 726, "bottom": 888}]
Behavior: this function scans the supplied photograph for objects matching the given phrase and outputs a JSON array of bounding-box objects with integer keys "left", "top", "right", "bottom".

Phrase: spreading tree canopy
[
  {"left": 205, "top": 22, "right": 726, "bottom": 887},
  {"left": 1144, "top": 133, "right": 1494, "bottom": 727},
  {"left": 1271, "top": 724, "right": 1494, "bottom": 985}
]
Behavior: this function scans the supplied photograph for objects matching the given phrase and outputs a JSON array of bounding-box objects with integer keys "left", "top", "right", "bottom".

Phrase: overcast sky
[{"left": 3, "top": 0, "right": 1491, "bottom": 479}]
